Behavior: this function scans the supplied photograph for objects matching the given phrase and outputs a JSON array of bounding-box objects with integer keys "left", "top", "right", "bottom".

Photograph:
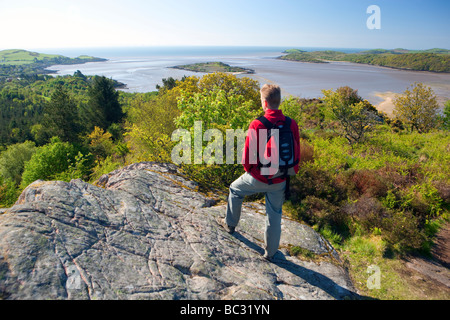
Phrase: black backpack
[{"left": 257, "top": 116, "right": 299, "bottom": 198}]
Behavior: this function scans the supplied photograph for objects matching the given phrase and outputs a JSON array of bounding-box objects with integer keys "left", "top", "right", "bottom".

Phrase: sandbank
[{"left": 373, "top": 91, "right": 399, "bottom": 116}]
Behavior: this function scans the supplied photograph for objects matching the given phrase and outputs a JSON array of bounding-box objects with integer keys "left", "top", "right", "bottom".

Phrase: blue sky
[{"left": 0, "top": 0, "right": 449, "bottom": 50}]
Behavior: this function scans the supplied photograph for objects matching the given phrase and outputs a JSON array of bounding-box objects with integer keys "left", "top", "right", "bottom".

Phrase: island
[
  {"left": 170, "top": 61, "right": 254, "bottom": 74},
  {"left": 279, "top": 48, "right": 450, "bottom": 72}
]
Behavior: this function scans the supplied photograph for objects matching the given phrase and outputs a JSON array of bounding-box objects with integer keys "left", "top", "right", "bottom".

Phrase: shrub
[
  {"left": 308, "top": 135, "right": 350, "bottom": 173},
  {"left": 0, "top": 140, "right": 36, "bottom": 185},
  {"left": 393, "top": 82, "right": 440, "bottom": 133},
  {"left": 21, "top": 137, "right": 93, "bottom": 188},
  {"left": 400, "top": 182, "right": 443, "bottom": 221},
  {"left": 433, "top": 181, "right": 450, "bottom": 210},
  {"left": 290, "top": 166, "right": 346, "bottom": 205},
  {"left": 297, "top": 195, "right": 340, "bottom": 227},
  {"left": 442, "top": 100, "right": 450, "bottom": 130},
  {"left": 0, "top": 177, "right": 19, "bottom": 207},
  {"left": 322, "top": 86, "right": 380, "bottom": 144},
  {"left": 124, "top": 89, "right": 180, "bottom": 164},
  {"left": 87, "top": 126, "right": 114, "bottom": 160},
  {"left": 349, "top": 169, "right": 389, "bottom": 198},
  {"left": 377, "top": 163, "right": 423, "bottom": 190},
  {"left": 299, "top": 139, "right": 314, "bottom": 165},
  {"left": 341, "top": 196, "right": 388, "bottom": 233},
  {"left": 89, "top": 156, "right": 122, "bottom": 183},
  {"left": 381, "top": 211, "right": 425, "bottom": 252}
]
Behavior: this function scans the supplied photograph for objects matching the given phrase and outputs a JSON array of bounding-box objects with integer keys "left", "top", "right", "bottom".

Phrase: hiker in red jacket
[{"left": 224, "top": 84, "right": 301, "bottom": 260}]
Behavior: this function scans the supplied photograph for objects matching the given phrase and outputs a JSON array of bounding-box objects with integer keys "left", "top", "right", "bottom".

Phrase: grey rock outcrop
[{"left": 0, "top": 162, "right": 358, "bottom": 300}]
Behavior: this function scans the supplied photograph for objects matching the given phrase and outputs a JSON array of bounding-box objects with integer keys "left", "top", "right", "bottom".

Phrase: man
[{"left": 224, "top": 84, "right": 301, "bottom": 260}]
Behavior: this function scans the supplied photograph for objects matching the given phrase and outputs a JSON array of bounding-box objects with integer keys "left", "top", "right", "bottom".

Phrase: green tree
[
  {"left": 83, "top": 76, "right": 123, "bottom": 132},
  {"left": 156, "top": 77, "right": 177, "bottom": 91},
  {"left": 176, "top": 86, "right": 258, "bottom": 130},
  {"left": 0, "top": 176, "right": 19, "bottom": 207},
  {"left": 125, "top": 88, "right": 181, "bottom": 163},
  {"left": 198, "top": 72, "right": 260, "bottom": 110},
  {"left": 322, "top": 86, "right": 379, "bottom": 144},
  {"left": 393, "top": 82, "right": 440, "bottom": 133},
  {"left": 43, "top": 85, "right": 80, "bottom": 143},
  {"left": 87, "top": 126, "right": 114, "bottom": 160},
  {"left": 174, "top": 82, "right": 260, "bottom": 189},
  {"left": 442, "top": 100, "right": 450, "bottom": 130},
  {"left": 0, "top": 141, "right": 36, "bottom": 185},
  {"left": 20, "top": 137, "right": 92, "bottom": 188}
]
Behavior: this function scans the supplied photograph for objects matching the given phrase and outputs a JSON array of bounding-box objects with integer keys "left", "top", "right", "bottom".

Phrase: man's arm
[
  {"left": 291, "top": 119, "right": 301, "bottom": 173},
  {"left": 242, "top": 120, "right": 259, "bottom": 173}
]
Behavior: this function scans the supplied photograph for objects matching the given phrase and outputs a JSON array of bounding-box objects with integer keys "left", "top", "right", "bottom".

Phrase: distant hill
[
  {"left": 0, "top": 49, "right": 105, "bottom": 66},
  {"left": 0, "top": 49, "right": 63, "bottom": 65},
  {"left": 360, "top": 48, "right": 450, "bottom": 55},
  {"left": 280, "top": 48, "right": 450, "bottom": 72},
  {"left": 0, "top": 49, "right": 106, "bottom": 82}
]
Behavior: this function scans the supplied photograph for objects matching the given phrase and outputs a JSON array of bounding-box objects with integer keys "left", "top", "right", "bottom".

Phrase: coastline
[
  {"left": 46, "top": 48, "right": 450, "bottom": 103},
  {"left": 373, "top": 88, "right": 449, "bottom": 117},
  {"left": 374, "top": 91, "right": 398, "bottom": 116}
]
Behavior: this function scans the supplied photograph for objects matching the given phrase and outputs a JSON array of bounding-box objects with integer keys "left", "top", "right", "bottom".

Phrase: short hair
[{"left": 260, "top": 84, "right": 281, "bottom": 109}]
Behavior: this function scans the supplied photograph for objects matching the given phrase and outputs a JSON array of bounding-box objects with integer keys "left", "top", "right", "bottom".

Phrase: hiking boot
[
  {"left": 263, "top": 251, "right": 274, "bottom": 262},
  {"left": 226, "top": 224, "right": 236, "bottom": 234},
  {"left": 216, "top": 217, "right": 235, "bottom": 234}
]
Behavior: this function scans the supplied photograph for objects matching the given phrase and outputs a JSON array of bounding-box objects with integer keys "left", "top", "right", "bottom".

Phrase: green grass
[
  {"left": 307, "top": 125, "right": 450, "bottom": 180},
  {"left": 340, "top": 234, "right": 450, "bottom": 299},
  {"left": 288, "top": 245, "right": 318, "bottom": 260}
]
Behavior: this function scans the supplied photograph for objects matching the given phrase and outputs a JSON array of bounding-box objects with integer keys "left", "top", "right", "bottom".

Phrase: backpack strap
[
  {"left": 257, "top": 116, "right": 292, "bottom": 130},
  {"left": 257, "top": 116, "right": 273, "bottom": 130},
  {"left": 283, "top": 116, "right": 292, "bottom": 129}
]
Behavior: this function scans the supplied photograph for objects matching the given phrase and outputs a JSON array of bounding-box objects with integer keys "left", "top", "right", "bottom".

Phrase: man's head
[{"left": 260, "top": 84, "right": 281, "bottom": 111}]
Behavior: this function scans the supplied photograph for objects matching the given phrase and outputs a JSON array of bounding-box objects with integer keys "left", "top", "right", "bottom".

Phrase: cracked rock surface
[{"left": 0, "top": 162, "right": 358, "bottom": 300}]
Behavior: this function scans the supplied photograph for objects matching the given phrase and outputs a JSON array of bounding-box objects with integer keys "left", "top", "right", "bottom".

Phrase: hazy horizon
[{"left": 3, "top": 46, "right": 450, "bottom": 61}]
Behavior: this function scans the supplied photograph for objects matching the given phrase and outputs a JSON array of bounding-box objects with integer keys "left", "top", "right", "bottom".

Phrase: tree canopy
[
  {"left": 83, "top": 76, "right": 124, "bottom": 132},
  {"left": 393, "top": 82, "right": 440, "bottom": 133}
]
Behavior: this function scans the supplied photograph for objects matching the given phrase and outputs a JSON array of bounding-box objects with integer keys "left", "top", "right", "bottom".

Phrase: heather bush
[
  {"left": 341, "top": 196, "right": 388, "bottom": 233},
  {"left": 381, "top": 211, "right": 425, "bottom": 251},
  {"left": 290, "top": 166, "right": 346, "bottom": 205},
  {"left": 299, "top": 138, "right": 314, "bottom": 165},
  {"left": 296, "top": 195, "right": 340, "bottom": 226}
]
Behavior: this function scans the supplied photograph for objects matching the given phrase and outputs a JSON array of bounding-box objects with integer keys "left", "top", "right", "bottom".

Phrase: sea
[{"left": 43, "top": 46, "right": 450, "bottom": 107}]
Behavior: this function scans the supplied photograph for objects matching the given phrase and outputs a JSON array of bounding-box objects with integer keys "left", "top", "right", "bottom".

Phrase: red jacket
[{"left": 242, "top": 109, "right": 301, "bottom": 184}]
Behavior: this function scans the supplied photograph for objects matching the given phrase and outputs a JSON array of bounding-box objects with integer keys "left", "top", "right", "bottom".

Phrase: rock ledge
[{"left": 0, "top": 162, "right": 358, "bottom": 300}]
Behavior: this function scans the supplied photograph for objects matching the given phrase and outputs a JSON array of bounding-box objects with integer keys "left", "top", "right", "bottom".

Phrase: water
[{"left": 45, "top": 46, "right": 450, "bottom": 106}]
